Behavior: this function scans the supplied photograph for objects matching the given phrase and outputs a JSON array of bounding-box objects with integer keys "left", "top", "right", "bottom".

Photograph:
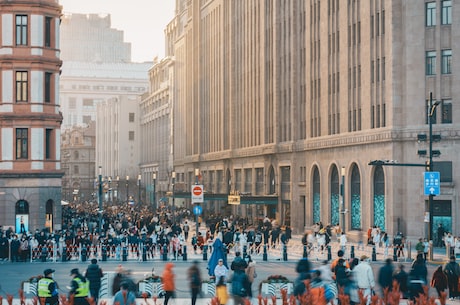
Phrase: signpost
[
  {"left": 191, "top": 185, "right": 204, "bottom": 203},
  {"left": 424, "top": 171, "right": 440, "bottom": 196}
]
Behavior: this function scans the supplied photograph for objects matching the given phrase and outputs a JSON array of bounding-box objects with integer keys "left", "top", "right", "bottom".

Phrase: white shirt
[{"left": 352, "top": 261, "right": 375, "bottom": 289}]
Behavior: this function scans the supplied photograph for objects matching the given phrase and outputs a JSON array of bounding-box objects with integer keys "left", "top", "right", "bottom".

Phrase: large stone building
[
  {"left": 141, "top": 0, "right": 460, "bottom": 241},
  {"left": 0, "top": 0, "right": 63, "bottom": 232}
]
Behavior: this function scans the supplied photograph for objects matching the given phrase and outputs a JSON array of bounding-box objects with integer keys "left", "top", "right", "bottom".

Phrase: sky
[{"left": 59, "top": 0, "right": 176, "bottom": 62}]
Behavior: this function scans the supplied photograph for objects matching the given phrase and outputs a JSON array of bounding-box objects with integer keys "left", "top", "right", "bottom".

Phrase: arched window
[
  {"left": 330, "top": 166, "right": 339, "bottom": 226},
  {"left": 15, "top": 200, "right": 29, "bottom": 214},
  {"left": 351, "top": 164, "right": 361, "bottom": 230},
  {"left": 312, "top": 166, "right": 321, "bottom": 223},
  {"left": 373, "top": 166, "right": 385, "bottom": 230}
]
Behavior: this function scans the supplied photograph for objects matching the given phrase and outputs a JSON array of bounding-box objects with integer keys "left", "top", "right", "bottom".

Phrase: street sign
[
  {"left": 228, "top": 195, "right": 240, "bottom": 205},
  {"left": 191, "top": 184, "right": 204, "bottom": 203},
  {"left": 424, "top": 171, "right": 440, "bottom": 196},
  {"left": 193, "top": 205, "right": 202, "bottom": 215}
]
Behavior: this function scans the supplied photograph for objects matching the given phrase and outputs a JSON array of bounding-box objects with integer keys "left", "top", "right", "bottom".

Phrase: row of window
[
  {"left": 15, "top": 14, "right": 55, "bottom": 47},
  {"left": 426, "top": 0, "right": 452, "bottom": 26},
  {"left": 426, "top": 49, "right": 452, "bottom": 75},
  {"left": 16, "top": 128, "right": 54, "bottom": 160}
]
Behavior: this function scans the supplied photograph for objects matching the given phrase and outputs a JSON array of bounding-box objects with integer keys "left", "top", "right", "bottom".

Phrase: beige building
[{"left": 141, "top": 0, "right": 460, "bottom": 242}]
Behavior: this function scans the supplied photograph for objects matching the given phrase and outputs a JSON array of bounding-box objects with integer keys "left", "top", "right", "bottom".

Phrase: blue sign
[
  {"left": 193, "top": 205, "right": 202, "bottom": 215},
  {"left": 424, "top": 171, "right": 440, "bottom": 196}
]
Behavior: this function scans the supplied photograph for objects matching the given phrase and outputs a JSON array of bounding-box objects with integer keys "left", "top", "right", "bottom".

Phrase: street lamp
[
  {"left": 172, "top": 171, "right": 176, "bottom": 225},
  {"left": 152, "top": 172, "right": 157, "bottom": 212},
  {"left": 138, "top": 174, "right": 142, "bottom": 205},
  {"left": 108, "top": 176, "right": 112, "bottom": 205},
  {"left": 116, "top": 176, "right": 119, "bottom": 204},
  {"left": 126, "top": 175, "right": 130, "bottom": 202},
  {"left": 195, "top": 168, "right": 200, "bottom": 237},
  {"left": 98, "top": 166, "right": 102, "bottom": 234},
  {"left": 340, "top": 166, "right": 346, "bottom": 234}
]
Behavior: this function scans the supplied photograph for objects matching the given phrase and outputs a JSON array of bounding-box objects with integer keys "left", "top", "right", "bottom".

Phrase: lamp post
[
  {"left": 340, "top": 166, "right": 346, "bottom": 234},
  {"left": 152, "top": 172, "right": 157, "bottom": 212},
  {"left": 138, "top": 174, "right": 142, "bottom": 205},
  {"left": 172, "top": 171, "right": 176, "bottom": 225},
  {"left": 195, "top": 168, "right": 200, "bottom": 237},
  {"left": 108, "top": 176, "right": 112, "bottom": 205},
  {"left": 98, "top": 166, "right": 102, "bottom": 234},
  {"left": 126, "top": 175, "right": 130, "bottom": 202},
  {"left": 116, "top": 176, "right": 119, "bottom": 204}
]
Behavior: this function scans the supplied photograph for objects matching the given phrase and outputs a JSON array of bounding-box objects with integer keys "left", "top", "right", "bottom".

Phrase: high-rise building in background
[
  {"left": 140, "top": 0, "right": 459, "bottom": 240},
  {"left": 0, "top": 0, "right": 63, "bottom": 232}
]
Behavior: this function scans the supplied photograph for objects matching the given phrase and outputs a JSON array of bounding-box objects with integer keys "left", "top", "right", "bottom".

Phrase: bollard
[
  {"left": 243, "top": 245, "right": 247, "bottom": 259},
  {"left": 102, "top": 245, "right": 107, "bottom": 262},
  {"left": 162, "top": 245, "right": 168, "bottom": 261},
  {"left": 283, "top": 244, "right": 288, "bottom": 261},
  {"left": 372, "top": 246, "right": 377, "bottom": 261},
  {"left": 407, "top": 241, "right": 411, "bottom": 261},
  {"left": 203, "top": 245, "right": 208, "bottom": 261},
  {"left": 183, "top": 245, "right": 187, "bottom": 261},
  {"left": 263, "top": 245, "right": 268, "bottom": 261},
  {"left": 142, "top": 244, "right": 147, "bottom": 262},
  {"left": 81, "top": 246, "right": 87, "bottom": 262},
  {"left": 41, "top": 246, "right": 48, "bottom": 262},
  {"left": 62, "top": 246, "right": 67, "bottom": 262},
  {"left": 393, "top": 246, "right": 398, "bottom": 262},
  {"left": 303, "top": 245, "right": 308, "bottom": 258},
  {"left": 122, "top": 246, "right": 128, "bottom": 261},
  {"left": 350, "top": 245, "right": 355, "bottom": 259},
  {"left": 429, "top": 241, "right": 433, "bottom": 261},
  {"left": 327, "top": 245, "right": 332, "bottom": 261},
  {"left": 446, "top": 243, "right": 451, "bottom": 259}
]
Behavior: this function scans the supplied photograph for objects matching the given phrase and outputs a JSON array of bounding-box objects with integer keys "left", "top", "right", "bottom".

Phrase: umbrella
[{"left": 207, "top": 238, "right": 228, "bottom": 276}]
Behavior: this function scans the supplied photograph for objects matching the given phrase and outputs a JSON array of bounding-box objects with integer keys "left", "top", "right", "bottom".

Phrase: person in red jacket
[{"left": 162, "top": 262, "right": 176, "bottom": 305}]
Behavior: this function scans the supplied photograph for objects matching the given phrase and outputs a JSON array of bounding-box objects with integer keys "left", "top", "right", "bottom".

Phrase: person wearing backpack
[
  {"left": 443, "top": 255, "right": 460, "bottom": 300},
  {"left": 188, "top": 261, "right": 202, "bottom": 305}
]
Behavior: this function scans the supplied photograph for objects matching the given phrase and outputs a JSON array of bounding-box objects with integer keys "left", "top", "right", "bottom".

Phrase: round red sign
[{"left": 193, "top": 186, "right": 202, "bottom": 196}]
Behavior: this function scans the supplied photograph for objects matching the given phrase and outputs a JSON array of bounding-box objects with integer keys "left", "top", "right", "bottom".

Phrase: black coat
[
  {"left": 85, "top": 264, "right": 103, "bottom": 290},
  {"left": 378, "top": 264, "right": 394, "bottom": 290}
]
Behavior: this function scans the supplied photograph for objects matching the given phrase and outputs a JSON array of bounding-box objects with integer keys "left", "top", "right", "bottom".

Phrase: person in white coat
[{"left": 352, "top": 255, "right": 375, "bottom": 305}]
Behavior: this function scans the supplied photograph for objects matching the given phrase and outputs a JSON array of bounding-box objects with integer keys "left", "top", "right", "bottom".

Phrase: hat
[
  {"left": 44, "top": 269, "right": 55, "bottom": 276},
  {"left": 218, "top": 258, "right": 223, "bottom": 262},
  {"left": 360, "top": 255, "right": 369, "bottom": 261},
  {"left": 70, "top": 268, "right": 79, "bottom": 275}
]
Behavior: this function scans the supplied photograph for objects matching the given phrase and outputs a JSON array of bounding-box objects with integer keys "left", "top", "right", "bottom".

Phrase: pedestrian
[
  {"left": 113, "top": 282, "right": 136, "bottom": 305},
  {"left": 231, "top": 267, "right": 250, "bottom": 305},
  {"left": 415, "top": 238, "right": 424, "bottom": 255},
  {"left": 161, "top": 262, "right": 175, "bottom": 305},
  {"left": 392, "top": 264, "right": 409, "bottom": 299},
  {"left": 215, "top": 275, "right": 228, "bottom": 305},
  {"left": 245, "top": 255, "right": 256, "bottom": 297},
  {"left": 37, "top": 269, "right": 59, "bottom": 305},
  {"left": 408, "top": 253, "right": 428, "bottom": 301},
  {"left": 352, "top": 255, "right": 375, "bottom": 305},
  {"left": 339, "top": 233, "right": 347, "bottom": 253},
  {"left": 443, "top": 255, "right": 460, "bottom": 300},
  {"left": 85, "top": 259, "right": 103, "bottom": 304},
  {"left": 423, "top": 238, "right": 430, "bottom": 261},
  {"left": 431, "top": 265, "right": 448, "bottom": 298},
  {"left": 214, "top": 258, "right": 229, "bottom": 283},
  {"left": 378, "top": 258, "right": 394, "bottom": 295},
  {"left": 230, "top": 251, "right": 247, "bottom": 271},
  {"left": 69, "top": 268, "right": 90, "bottom": 305},
  {"left": 188, "top": 261, "right": 202, "bottom": 305},
  {"left": 393, "top": 232, "right": 404, "bottom": 258}
]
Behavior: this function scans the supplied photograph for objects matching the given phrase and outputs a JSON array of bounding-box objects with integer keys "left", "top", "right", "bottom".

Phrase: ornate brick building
[{"left": 0, "top": 0, "right": 63, "bottom": 233}]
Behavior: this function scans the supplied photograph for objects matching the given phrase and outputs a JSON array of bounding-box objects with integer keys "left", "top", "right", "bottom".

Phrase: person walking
[
  {"left": 431, "top": 265, "right": 448, "bottom": 298},
  {"left": 245, "top": 255, "right": 256, "bottom": 298},
  {"left": 352, "top": 255, "right": 375, "bottom": 305},
  {"left": 69, "top": 268, "right": 90, "bottom": 305},
  {"left": 215, "top": 275, "right": 229, "bottom": 305},
  {"left": 408, "top": 254, "right": 428, "bottom": 301},
  {"left": 187, "top": 261, "right": 202, "bottom": 305},
  {"left": 113, "top": 282, "right": 136, "bottom": 305},
  {"left": 85, "top": 259, "right": 103, "bottom": 304},
  {"left": 443, "top": 255, "right": 460, "bottom": 300},
  {"left": 37, "top": 269, "right": 59, "bottom": 305},
  {"left": 231, "top": 267, "right": 250, "bottom": 305},
  {"left": 161, "top": 262, "right": 176, "bottom": 305},
  {"left": 378, "top": 258, "right": 394, "bottom": 295}
]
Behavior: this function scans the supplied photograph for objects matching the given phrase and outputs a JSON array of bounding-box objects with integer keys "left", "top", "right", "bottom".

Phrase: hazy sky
[{"left": 59, "top": 0, "right": 176, "bottom": 62}]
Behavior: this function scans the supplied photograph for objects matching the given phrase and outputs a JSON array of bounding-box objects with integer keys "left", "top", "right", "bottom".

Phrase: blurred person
[
  {"left": 245, "top": 255, "right": 256, "bottom": 297},
  {"left": 85, "top": 259, "right": 103, "bottom": 304},
  {"left": 188, "top": 261, "right": 201, "bottom": 305},
  {"left": 113, "top": 282, "right": 136, "bottom": 305},
  {"left": 431, "top": 265, "right": 448, "bottom": 298},
  {"left": 69, "top": 268, "right": 90, "bottom": 305},
  {"left": 38, "top": 269, "right": 59, "bottom": 305},
  {"left": 161, "top": 262, "right": 176, "bottom": 305},
  {"left": 378, "top": 258, "right": 394, "bottom": 295},
  {"left": 443, "top": 255, "right": 460, "bottom": 300}
]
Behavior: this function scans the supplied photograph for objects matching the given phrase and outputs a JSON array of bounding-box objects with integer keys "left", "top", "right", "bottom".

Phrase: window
[
  {"left": 129, "top": 113, "right": 135, "bottom": 122},
  {"left": 16, "top": 128, "right": 28, "bottom": 159},
  {"left": 73, "top": 165, "right": 79, "bottom": 174},
  {"left": 441, "top": 50, "right": 452, "bottom": 74},
  {"left": 442, "top": 100, "right": 452, "bottom": 124},
  {"left": 16, "top": 71, "right": 28, "bottom": 102},
  {"left": 442, "top": 0, "right": 452, "bottom": 25},
  {"left": 426, "top": 2, "right": 436, "bottom": 26},
  {"left": 45, "top": 129, "right": 52, "bottom": 159},
  {"left": 129, "top": 131, "right": 135, "bottom": 141},
  {"left": 15, "top": 15, "right": 28, "bottom": 45},
  {"left": 82, "top": 99, "right": 94, "bottom": 108},
  {"left": 69, "top": 98, "right": 76, "bottom": 109},
  {"left": 45, "top": 17, "right": 52, "bottom": 47},
  {"left": 45, "top": 72, "right": 52, "bottom": 103},
  {"left": 426, "top": 51, "right": 436, "bottom": 75}
]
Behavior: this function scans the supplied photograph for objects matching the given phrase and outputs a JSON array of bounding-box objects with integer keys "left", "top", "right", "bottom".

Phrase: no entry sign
[{"left": 191, "top": 185, "right": 204, "bottom": 203}]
